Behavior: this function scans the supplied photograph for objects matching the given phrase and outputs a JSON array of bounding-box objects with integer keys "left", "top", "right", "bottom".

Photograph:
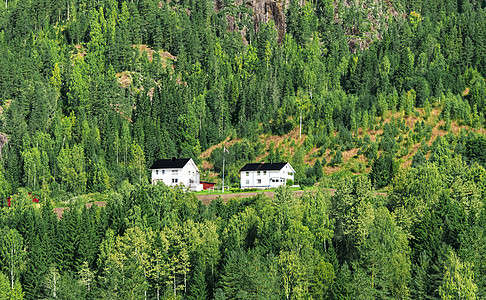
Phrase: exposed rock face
[
  {"left": 220, "top": 0, "right": 287, "bottom": 44},
  {"left": 0, "top": 133, "right": 7, "bottom": 159},
  {"left": 248, "top": 0, "right": 287, "bottom": 43}
]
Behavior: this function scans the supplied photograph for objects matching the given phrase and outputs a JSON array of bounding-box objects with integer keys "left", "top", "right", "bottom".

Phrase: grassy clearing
[{"left": 193, "top": 186, "right": 303, "bottom": 196}]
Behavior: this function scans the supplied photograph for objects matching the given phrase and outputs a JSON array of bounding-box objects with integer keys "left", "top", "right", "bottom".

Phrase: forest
[{"left": 1, "top": 0, "right": 486, "bottom": 298}]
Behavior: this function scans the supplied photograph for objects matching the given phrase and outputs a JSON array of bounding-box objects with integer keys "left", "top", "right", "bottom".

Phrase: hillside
[
  {"left": 1, "top": 0, "right": 486, "bottom": 299},
  {"left": 200, "top": 106, "right": 486, "bottom": 185}
]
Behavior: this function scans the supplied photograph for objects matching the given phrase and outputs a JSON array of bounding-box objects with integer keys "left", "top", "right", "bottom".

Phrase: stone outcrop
[
  {"left": 0, "top": 133, "right": 7, "bottom": 159},
  {"left": 248, "top": 0, "right": 287, "bottom": 43},
  {"left": 220, "top": 0, "right": 287, "bottom": 43}
]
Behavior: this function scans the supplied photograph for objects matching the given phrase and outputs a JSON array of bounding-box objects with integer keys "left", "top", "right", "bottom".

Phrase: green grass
[
  {"left": 52, "top": 192, "right": 110, "bottom": 208},
  {"left": 193, "top": 186, "right": 303, "bottom": 195}
]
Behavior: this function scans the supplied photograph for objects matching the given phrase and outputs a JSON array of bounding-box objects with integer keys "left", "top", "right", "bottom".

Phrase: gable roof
[
  {"left": 149, "top": 158, "right": 191, "bottom": 169},
  {"left": 239, "top": 162, "right": 290, "bottom": 172}
]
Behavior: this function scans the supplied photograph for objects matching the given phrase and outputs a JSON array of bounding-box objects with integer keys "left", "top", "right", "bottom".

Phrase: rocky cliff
[{"left": 218, "top": 0, "right": 287, "bottom": 43}]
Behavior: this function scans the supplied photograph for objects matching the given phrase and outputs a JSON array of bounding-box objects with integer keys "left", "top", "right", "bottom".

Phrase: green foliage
[
  {"left": 411, "top": 148, "right": 426, "bottom": 167},
  {"left": 329, "top": 149, "right": 343, "bottom": 167},
  {"left": 0, "top": 227, "right": 25, "bottom": 293},
  {"left": 465, "top": 134, "right": 486, "bottom": 167},
  {"left": 0, "top": 271, "right": 23, "bottom": 299},
  {"left": 369, "top": 154, "right": 398, "bottom": 189},
  {"left": 359, "top": 207, "right": 411, "bottom": 298},
  {"left": 439, "top": 249, "right": 478, "bottom": 300},
  {"left": 0, "top": 0, "right": 486, "bottom": 298},
  {"left": 58, "top": 144, "right": 87, "bottom": 194}
]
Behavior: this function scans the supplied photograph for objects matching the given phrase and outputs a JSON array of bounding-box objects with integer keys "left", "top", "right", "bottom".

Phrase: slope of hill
[{"left": 200, "top": 106, "right": 486, "bottom": 185}]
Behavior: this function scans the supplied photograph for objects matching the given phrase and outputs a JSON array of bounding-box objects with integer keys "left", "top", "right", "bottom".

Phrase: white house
[
  {"left": 149, "top": 158, "right": 203, "bottom": 191},
  {"left": 240, "top": 162, "right": 295, "bottom": 189}
]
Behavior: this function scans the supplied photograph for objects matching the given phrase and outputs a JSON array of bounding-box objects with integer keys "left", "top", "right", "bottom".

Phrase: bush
[{"left": 300, "top": 177, "right": 316, "bottom": 187}]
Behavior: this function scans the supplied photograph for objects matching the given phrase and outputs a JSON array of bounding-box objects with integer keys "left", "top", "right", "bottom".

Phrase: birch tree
[{"left": 0, "top": 227, "right": 25, "bottom": 290}]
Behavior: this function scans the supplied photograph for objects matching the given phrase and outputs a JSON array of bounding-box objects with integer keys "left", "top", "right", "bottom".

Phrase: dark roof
[
  {"left": 149, "top": 158, "right": 191, "bottom": 169},
  {"left": 240, "top": 162, "right": 288, "bottom": 172}
]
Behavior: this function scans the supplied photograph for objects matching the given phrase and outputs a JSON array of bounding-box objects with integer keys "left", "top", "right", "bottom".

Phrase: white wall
[
  {"left": 240, "top": 163, "right": 295, "bottom": 189},
  {"left": 151, "top": 159, "right": 202, "bottom": 191}
]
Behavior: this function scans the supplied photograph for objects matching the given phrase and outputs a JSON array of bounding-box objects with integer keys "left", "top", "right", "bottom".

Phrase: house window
[
  {"left": 156, "top": 170, "right": 159, "bottom": 175},
  {"left": 257, "top": 179, "right": 261, "bottom": 184},
  {"left": 172, "top": 178, "right": 178, "bottom": 184},
  {"left": 263, "top": 171, "right": 266, "bottom": 175},
  {"left": 162, "top": 170, "right": 165, "bottom": 174},
  {"left": 245, "top": 180, "right": 249, "bottom": 184},
  {"left": 288, "top": 172, "right": 293, "bottom": 176},
  {"left": 257, "top": 171, "right": 261, "bottom": 175},
  {"left": 246, "top": 172, "right": 249, "bottom": 176},
  {"left": 172, "top": 170, "right": 178, "bottom": 174}
]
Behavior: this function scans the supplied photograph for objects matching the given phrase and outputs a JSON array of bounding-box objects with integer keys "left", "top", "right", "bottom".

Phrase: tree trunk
[
  {"left": 53, "top": 271, "right": 57, "bottom": 299},
  {"left": 173, "top": 271, "right": 176, "bottom": 296},
  {"left": 10, "top": 247, "right": 13, "bottom": 289}
]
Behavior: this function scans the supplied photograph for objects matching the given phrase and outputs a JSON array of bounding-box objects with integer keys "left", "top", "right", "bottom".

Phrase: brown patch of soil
[
  {"left": 160, "top": 51, "right": 177, "bottom": 61},
  {"left": 324, "top": 165, "right": 341, "bottom": 175},
  {"left": 202, "top": 161, "right": 214, "bottom": 170},
  {"left": 257, "top": 127, "right": 306, "bottom": 161},
  {"left": 134, "top": 44, "right": 155, "bottom": 62},
  {"left": 367, "top": 129, "right": 383, "bottom": 139},
  {"left": 304, "top": 147, "right": 320, "bottom": 165},
  {"left": 109, "top": 103, "right": 132, "bottom": 123},
  {"left": 53, "top": 201, "right": 106, "bottom": 220},
  {"left": 343, "top": 148, "right": 359, "bottom": 161},
  {"left": 133, "top": 45, "right": 177, "bottom": 66},
  {"left": 200, "top": 138, "right": 241, "bottom": 159},
  {"left": 73, "top": 44, "right": 87, "bottom": 58},
  {"left": 429, "top": 120, "right": 447, "bottom": 146},
  {"left": 116, "top": 71, "right": 132, "bottom": 88},
  {"left": 400, "top": 142, "right": 421, "bottom": 168}
]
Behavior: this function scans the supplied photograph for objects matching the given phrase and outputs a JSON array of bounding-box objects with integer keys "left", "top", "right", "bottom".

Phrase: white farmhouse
[
  {"left": 149, "top": 158, "right": 203, "bottom": 191},
  {"left": 240, "top": 162, "right": 295, "bottom": 189}
]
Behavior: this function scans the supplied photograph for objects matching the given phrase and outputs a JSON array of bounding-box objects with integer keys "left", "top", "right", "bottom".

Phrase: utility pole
[
  {"left": 222, "top": 147, "right": 226, "bottom": 193},
  {"left": 222, "top": 146, "right": 229, "bottom": 192}
]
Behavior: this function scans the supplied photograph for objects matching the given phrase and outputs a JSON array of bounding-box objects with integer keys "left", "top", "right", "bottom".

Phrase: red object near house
[
  {"left": 32, "top": 197, "right": 39, "bottom": 203},
  {"left": 201, "top": 181, "right": 216, "bottom": 190},
  {"left": 7, "top": 197, "right": 10, "bottom": 207}
]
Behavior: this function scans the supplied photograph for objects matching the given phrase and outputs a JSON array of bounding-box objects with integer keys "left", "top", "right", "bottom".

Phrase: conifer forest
[{"left": 1, "top": 0, "right": 486, "bottom": 298}]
